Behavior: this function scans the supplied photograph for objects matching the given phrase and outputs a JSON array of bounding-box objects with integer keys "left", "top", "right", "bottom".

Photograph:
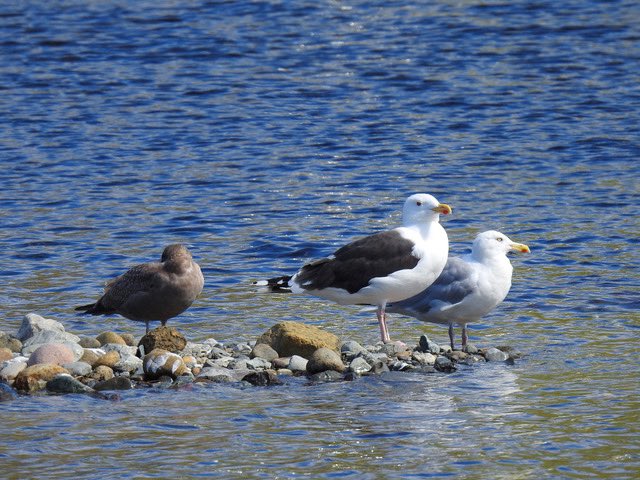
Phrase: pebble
[
  {"left": 271, "top": 357, "right": 290, "bottom": 369},
  {"left": 242, "top": 370, "right": 282, "bottom": 386},
  {"left": 80, "top": 348, "right": 103, "bottom": 367},
  {"left": 287, "top": 355, "right": 308, "bottom": 372},
  {"left": 94, "top": 376, "right": 132, "bottom": 391},
  {"left": 46, "top": 374, "right": 93, "bottom": 394},
  {"left": 0, "top": 357, "right": 28, "bottom": 383},
  {"left": 371, "top": 361, "right": 390, "bottom": 375},
  {"left": 182, "top": 342, "right": 215, "bottom": 359},
  {"left": 390, "top": 360, "right": 414, "bottom": 372},
  {"left": 496, "top": 345, "right": 523, "bottom": 359},
  {"left": 101, "top": 343, "right": 137, "bottom": 357},
  {"left": 417, "top": 335, "right": 440, "bottom": 355},
  {"left": 182, "top": 355, "right": 198, "bottom": 369},
  {"left": 308, "top": 370, "right": 343, "bottom": 382},
  {"left": 379, "top": 342, "right": 408, "bottom": 357},
  {"left": 467, "top": 354, "right": 486, "bottom": 364},
  {"left": 78, "top": 336, "right": 101, "bottom": 348},
  {"left": 209, "top": 346, "right": 232, "bottom": 359},
  {"left": 16, "top": 313, "right": 66, "bottom": 342},
  {"left": 463, "top": 343, "right": 479, "bottom": 354},
  {"left": 0, "top": 382, "right": 17, "bottom": 401},
  {"left": 361, "top": 351, "right": 389, "bottom": 365},
  {"left": 21, "top": 330, "right": 83, "bottom": 359},
  {"left": 96, "top": 332, "right": 127, "bottom": 346},
  {"left": 250, "top": 343, "right": 279, "bottom": 362},
  {"left": 15, "top": 364, "right": 69, "bottom": 392},
  {"left": 233, "top": 357, "right": 272, "bottom": 371},
  {"left": 412, "top": 351, "right": 437, "bottom": 365},
  {"left": 348, "top": 357, "right": 372, "bottom": 375},
  {"left": 0, "top": 333, "right": 22, "bottom": 353},
  {"left": 90, "top": 365, "right": 114, "bottom": 382},
  {"left": 120, "top": 334, "right": 136, "bottom": 347},
  {"left": 114, "top": 354, "right": 143, "bottom": 374},
  {"left": 447, "top": 351, "right": 468, "bottom": 362},
  {"left": 63, "top": 361, "right": 93, "bottom": 377},
  {"left": 434, "top": 356, "right": 456, "bottom": 373},
  {"left": 143, "top": 348, "right": 187, "bottom": 380},
  {"left": 196, "top": 366, "right": 235, "bottom": 383},
  {"left": 96, "top": 351, "right": 121, "bottom": 368},
  {"left": 27, "top": 343, "right": 75, "bottom": 367},
  {"left": 483, "top": 347, "right": 509, "bottom": 362},
  {"left": 307, "top": 348, "right": 345, "bottom": 374},
  {"left": 229, "top": 342, "right": 253, "bottom": 355},
  {"left": 207, "top": 357, "right": 234, "bottom": 369},
  {"left": 340, "top": 340, "right": 367, "bottom": 360},
  {"left": 0, "top": 347, "right": 13, "bottom": 362}
]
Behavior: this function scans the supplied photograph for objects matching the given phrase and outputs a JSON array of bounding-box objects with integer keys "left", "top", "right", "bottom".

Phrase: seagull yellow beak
[
  {"left": 510, "top": 242, "right": 530, "bottom": 253},
  {"left": 433, "top": 203, "right": 452, "bottom": 215}
]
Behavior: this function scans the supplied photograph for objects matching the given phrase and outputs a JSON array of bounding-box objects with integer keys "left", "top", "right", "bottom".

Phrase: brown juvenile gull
[
  {"left": 385, "top": 230, "right": 530, "bottom": 349},
  {"left": 75, "top": 244, "right": 204, "bottom": 333},
  {"left": 288, "top": 193, "right": 452, "bottom": 343}
]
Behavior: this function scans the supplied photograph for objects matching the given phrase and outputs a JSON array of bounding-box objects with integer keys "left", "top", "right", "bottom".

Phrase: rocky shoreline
[{"left": 0, "top": 314, "right": 522, "bottom": 401}]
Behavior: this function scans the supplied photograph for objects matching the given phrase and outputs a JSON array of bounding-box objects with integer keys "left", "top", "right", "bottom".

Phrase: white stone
[
  {"left": 0, "top": 357, "right": 28, "bottom": 382},
  {"left": 349, "top": 357, "right": 372, "bottom": 374},
  {"left": 102, "top": 344, "right": 137, "bottom": 356},
  {"left": 114, "top": 354, "right": 143, "bottom": 373},
  {"left": 412, "top": 351, "right": 437, "bottom": 365},
  {"left": 288, "top": 355, "right": 308, "bottom": 372},
  {"left": 196, "top": 366, "right": 235, "bottom": 382},
  {"left": 16, "top": 313, "right": 66, "bottom": 341}
]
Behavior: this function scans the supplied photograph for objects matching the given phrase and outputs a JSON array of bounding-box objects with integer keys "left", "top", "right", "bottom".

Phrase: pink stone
[{"left": 27, "top": 343, "right": 75, "bottom": 367}]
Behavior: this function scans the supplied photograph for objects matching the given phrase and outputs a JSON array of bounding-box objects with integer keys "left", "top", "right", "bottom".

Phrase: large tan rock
[
  {"left": 256, "top": 321, "right": 340, "bottom": 359},
  {"left": 138, "top": 326, "right": 187, "bottom": 356},
  {"left": 14, "top": 364, "right": 69, "bottom": 392}
]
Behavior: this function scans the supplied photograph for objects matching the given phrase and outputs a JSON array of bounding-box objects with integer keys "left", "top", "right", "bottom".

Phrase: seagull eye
[
  {"left": 496, "top": 237, "right": 503, "bottom": 242},
  {"left": 416, "top": 201, "right": 422, "bottom": 206}
]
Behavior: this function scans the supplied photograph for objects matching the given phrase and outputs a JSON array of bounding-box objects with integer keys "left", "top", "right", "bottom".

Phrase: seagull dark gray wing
[
  {"left": 100, "top": 263, "right": 165, "bottom": 311},
  {"left": 388, "top": 256, "right": 477, "bottom": 314},
  {"left": 293, "top": 230, "right": 419, "bottom": 294}
]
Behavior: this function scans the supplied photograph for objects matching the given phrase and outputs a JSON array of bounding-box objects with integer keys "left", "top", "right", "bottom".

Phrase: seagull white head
[
  {"left": 402, "top": 193, "right": 452, "bottom": 226},
  {"left": 472, "top": 230, "right": 530, "bottom": 260}
]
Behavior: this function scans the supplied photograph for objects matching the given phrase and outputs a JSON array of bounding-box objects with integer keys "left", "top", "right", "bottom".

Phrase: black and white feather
[{"left": 287, "top": 193, "right": 452, "bottom": 343}]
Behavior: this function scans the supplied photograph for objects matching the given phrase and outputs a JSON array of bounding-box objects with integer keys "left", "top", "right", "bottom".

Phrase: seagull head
[
  {"left": 472, "top": 230, "right": 530, "bottom": 260},
  {"left": 161, "top": 244, "right": 193, "bottom": 262},
  {"left": 403, "top": 193, "right": 452, "bottom": 226}
]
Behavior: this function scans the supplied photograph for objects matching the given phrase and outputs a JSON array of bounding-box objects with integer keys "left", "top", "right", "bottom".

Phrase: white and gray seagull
[
  {"left": 385, "top": 230, "right": 530, "bottom": 349},
  {"left": 287, "top": 193, "right": 452, "bottom": 343}
]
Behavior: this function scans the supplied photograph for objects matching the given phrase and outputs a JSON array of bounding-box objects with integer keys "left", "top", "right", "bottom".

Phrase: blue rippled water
[{"left": 0, "top": 1, "right": 638, "bottom": 478}]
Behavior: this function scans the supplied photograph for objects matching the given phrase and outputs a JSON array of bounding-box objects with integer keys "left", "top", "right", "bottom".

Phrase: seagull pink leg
[
  {"left": 377, "top": 304, "right": 390, "bottom": 343},
  {"left": 461, "top": 323, "right": 468, "bottom": 349}
]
